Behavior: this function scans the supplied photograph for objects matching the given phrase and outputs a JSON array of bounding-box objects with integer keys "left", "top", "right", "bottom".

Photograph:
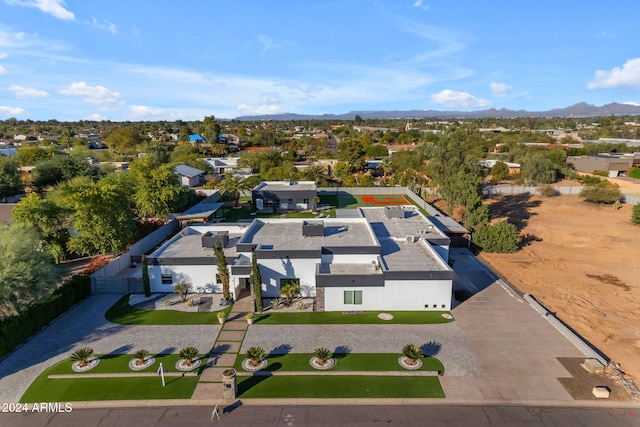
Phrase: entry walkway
[{"left": 191, "top": 291, "right": 253, "bottom": 400}]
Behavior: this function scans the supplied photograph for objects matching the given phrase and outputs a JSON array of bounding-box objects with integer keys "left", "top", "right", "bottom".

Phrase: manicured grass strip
[
  {"left": 105, "top": 295, "right": 231, "bottom": 325},
  {"left": 21, "top": 376, "right": 198, "bottom": 402},
  {"left": 254, "top": 311, "right": 453, "bottom": 325},
  {"left": 237, "top": 375, "right": 444, "bottom": 398},
  {"left": 234, "top": 353, "right": 444, "bottom": 375},
  {"left": 404, "top": 195, "right": 432, "bottom": 217},
  {"left": 44, "top": 353, "right": 204, "bottom": 375}
]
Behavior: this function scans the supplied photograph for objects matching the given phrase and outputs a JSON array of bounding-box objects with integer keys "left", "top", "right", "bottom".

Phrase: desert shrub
[
  {"left": 71, "top": 347, "right": 95, "bottom": 367},
  {"left": 134, "top": 349, "right": 150, "bottom": 363},
  {"left": 579, "top": 180, "right": 622, "bottom": 204},
  {"left": 578, "top": 175, "right": 601, "bottom": 186},
  {"left": 592, "top": 170, "right": 609, "bottom": 177},
  {"left": 179, "top": 346, "right": 199, "bottom": 365},
  {"left": 632, "top": 204, "right": 640, "bottom": 225},
  {"left": 401, "top": 344, "right": 423, "bottom": 364},
  {"left": 537, "top": 184, "right": 558, "bottom": 197},
  {"left": 313, "top": 347, "right": 332, "bottom": 363},
  {"left": 473, "top": 221, "right": 521, "bottom": 253}
]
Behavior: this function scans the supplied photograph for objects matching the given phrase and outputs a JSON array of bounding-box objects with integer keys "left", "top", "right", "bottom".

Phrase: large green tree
[
  {"left": 0, "top": 222, "right": 58, "bottom": 313},
  {"left": 105, "top": 127, "right": 147, "bottom": 155},
  {"left": 0, "top": 156, "right": 22, "bottom": 199},
  {"left": 30, "top": 155, "right": 99, "bottom": 192},
  {"left": 53, "top": 176, "right": 136, "bottom": 255},
  {"left": 12, "top": 193, "right": 69, "bottom": 263},
  {"left": 128, "top": 157, "right": 189, "bottom": 217}
]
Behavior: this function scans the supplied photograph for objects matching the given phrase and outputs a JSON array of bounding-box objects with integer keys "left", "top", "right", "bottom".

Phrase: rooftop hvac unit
[
  {"left": 371, "top": 260, "right": 380, "bottom": 271},
  {"left": 406, "top": 235, "right": 418, "bottom": 243}
]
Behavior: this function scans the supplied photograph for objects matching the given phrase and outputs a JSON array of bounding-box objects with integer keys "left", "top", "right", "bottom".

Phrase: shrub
[
  {"left": 633, "top": 204, "right": 640, "bottom": 225},
  {"left": 134, "top": 349, "right": 150, "bottom": 364},
  {"left": 473, "top": 221, "right": 521, "bottom": 253},
  {"left": 592, "top": 170, "right": 609, "bottom": 177},
  {"left": 402, "top": 344, "right": 423, "bottom": 365},
  {"left": 71, "top": 347, "right": 95, "bottom": 367},
  {"left": 537, "top": 184, "right": 558, "bottom": 197},
  {"left": 579, "top": 175, "right": 601, "bottom": 185},
  {"left": 216, "top": 311, "right": 226, "bottom": 319},
  {"left": 173, "top": 281, "right": 189, "bottom": 302},
  {"left": 630, "top": 168, "right": 640, "bottom": 179},
  {"left": 81, "top": 256, "right": 110, "bottom": 275},
  {"left": 579, "top": 180, "right": 622, "bottom": 204}
]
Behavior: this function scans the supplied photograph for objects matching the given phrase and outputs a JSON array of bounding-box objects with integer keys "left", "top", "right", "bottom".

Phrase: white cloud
[
  {"left": 0, "top": 105, "right": 27, "bottom": 116},
  {"left": 8, "top": 84, "right": 49, "bottom": 98},
  {"left": 0, "top": 65, "right": 6, "bottom": 74},
  {"left": 58, "top": 81, "right": 121, "bottom": 104},
  {"left": 430, "top": 89, "right": 491, "bottom": 108},
  {"left": 0, "top": 52, "right": 7, "bottom": 58},
  {"left": 87, "top": 17, "right": 117, "bottom": 35},
  {"left": 5, "top": 0, "right": 75, "bottom": 21},
  {"left": 84, "top": 113, "right": 107, "bottom": 121},
  {"left": 412, "top": 0, "right": 431, "bottom": 11},
  {"left": 257, "top": 34, "right": 278, "bottom": 52},
  {"left": 237, "top": 98, "right": 286, "bottom": 115},
  {"left": 490, "top": 82, "right": 511, "bottom": 98},
  {"left": 588, "top": 58, "right": 640, "bottom": 89},
  {"left": 128, "top": 105, "right": 178, "bottom": 119}
]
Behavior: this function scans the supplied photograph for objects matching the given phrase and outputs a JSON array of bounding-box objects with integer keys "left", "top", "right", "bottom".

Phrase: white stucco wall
[
  {"left": 257, "top": 258, "right": 318, "bottom": 298},
  {"left": 323, "top": 279, "right": 451, "bottom": 312}
]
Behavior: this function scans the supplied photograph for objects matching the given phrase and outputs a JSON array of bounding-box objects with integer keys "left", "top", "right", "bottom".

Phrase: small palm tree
[
  {"left": 216, "top": 173, "right": 251, "bottom": 208},
  {"left": 313, "top": 347, "right": 332, "bottom": 366},
  {"left": 71, "top": 347, "right": 95, "bottom": 368},
  {"left": 173, "top": 281, "right": 190, "bottom": 302},
  {"left": 179, "top": 346, "right": 199, "bottom": 366},
  {"left": 246, "top": 346, "right": 266, "bottom": 367},
  {"left": 133, "top": 349, "right": 150, "bottom": 365},
  {"left": 402, "top": 344, "right": 423, "bottom": 366}
]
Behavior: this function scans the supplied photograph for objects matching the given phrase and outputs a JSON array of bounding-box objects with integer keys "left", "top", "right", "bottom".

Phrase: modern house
[
  {"left": 252, "top": 180, "right": 317, "bottom": 213},
  {"left": 201, "top": 157, "right": 245, "bottom": 176},
  {"left": 567, "top": 153, "right": 638, "bottom": 177},
  {"left": 146, "top": 205, "right": 453, "bottom": 311},
  {"left": 174, "top": 164, "right": 206, "bottom": 187}
]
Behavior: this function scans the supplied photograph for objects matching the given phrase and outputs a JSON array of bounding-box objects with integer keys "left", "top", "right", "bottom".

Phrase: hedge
[{"left": 0, "top": 275, "right": 91, "bottom": 359}]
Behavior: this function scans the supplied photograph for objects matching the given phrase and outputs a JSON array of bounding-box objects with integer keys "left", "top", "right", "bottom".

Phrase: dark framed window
[{"left": 344, "top": 290, "right": 362, "bottom": 305}]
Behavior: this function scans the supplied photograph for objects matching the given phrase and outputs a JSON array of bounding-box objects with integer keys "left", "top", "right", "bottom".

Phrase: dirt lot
[{"left": 479, "top": 194, "right": 640, "bottom": 382}]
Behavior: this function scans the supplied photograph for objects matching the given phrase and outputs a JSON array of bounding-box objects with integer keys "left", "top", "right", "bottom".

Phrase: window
[
  {"left": 216, "top": 274, "right": 221, "bottom": 284},
  {"left": 161, "top": 274, "right": 172, "bottom": 285},
  {"left": 303, "top": 198, "right": 310, "bottom": 205},
  {"left": 344, "top": 290, "right": 362, "bottom": 305}
]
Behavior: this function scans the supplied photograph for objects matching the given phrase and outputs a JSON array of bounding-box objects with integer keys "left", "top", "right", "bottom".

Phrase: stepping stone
[
  {"left": 217, "top": 330, "right": 245, "bottom": 342},
  {"left": 212, "top": 341, "right": 241, "bottom": 353},
  {"left": 205, "top": 353, "right": 236, "bottom": 367}
]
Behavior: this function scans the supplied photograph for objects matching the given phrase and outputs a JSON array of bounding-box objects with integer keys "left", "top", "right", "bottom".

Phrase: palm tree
[
  {"left": 179, "top": 346, "right": 199, "bottom": 366},
  {"left": 379, "top": 158, "right": 392, "bottom": 186},
  {"left": 71, "top": 347, "right": 95, "bottom": 368},
  {"left": 313, "top": 348, "right": 332, "bottom": 366},
  {"left": 401, "top": 344, "right": 423, "bottom": 366},
  {"left": 245, "top": 346, "right": 266, "bottom": 368},
  {"left": 133, "top": 349, "right": 150, "bottom": 366},
  {"left": 173, "top": 281, "right": 189, "bottom": 302},
  {"left": 216, "top": 173, "right": 251, "bottom": 208}
]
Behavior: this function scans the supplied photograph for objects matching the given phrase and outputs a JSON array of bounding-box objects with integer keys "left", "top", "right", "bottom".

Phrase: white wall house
[{"left": 146, "top": 206, "right": 453, "bottom": 311}]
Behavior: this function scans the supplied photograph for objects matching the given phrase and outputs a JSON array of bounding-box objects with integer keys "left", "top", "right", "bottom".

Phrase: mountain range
[{"left": 234, "top": 102, "right": 640, "bottom": 121}]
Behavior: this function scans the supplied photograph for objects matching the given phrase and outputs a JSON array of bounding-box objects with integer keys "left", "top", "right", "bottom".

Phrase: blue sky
[{"left": 1, "top": 0, "right": 640, "bottom": 121}]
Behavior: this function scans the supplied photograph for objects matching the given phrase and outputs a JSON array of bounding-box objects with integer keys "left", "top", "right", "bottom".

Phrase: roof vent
[{"left": 302, "top": 220, "right": 324, "bottom": 237}]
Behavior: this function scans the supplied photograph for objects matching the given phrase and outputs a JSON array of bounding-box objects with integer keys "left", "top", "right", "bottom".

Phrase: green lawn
[
  {"left": 105, "top": 295, "right": 231, "bottom": 325},
  {"left": 20, "top": 354, "right": 205, "bottom": 402},
  {"left": 254, "top": 310, "right": 453, "bottom": 325},
  {"left": 234, "top": 353, "right": 445, "bottom": 374},
  {"left": 237, "top": 375, "right": 445, "bottom": 398}
]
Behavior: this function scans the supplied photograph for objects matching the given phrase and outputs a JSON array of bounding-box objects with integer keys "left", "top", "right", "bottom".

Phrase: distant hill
[{"left": 234, "top": 102, "right": 640, "bottom": 121}]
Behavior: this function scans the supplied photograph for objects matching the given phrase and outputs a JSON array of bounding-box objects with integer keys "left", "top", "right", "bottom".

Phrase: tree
[
  {"left": 142, "top": 257, "right": 151, "bottom": 297},
  {"left": 245, "top": 346, "right": 266, "bottom": 368},
  {"left": 173, "top": 281, "right": 189, "bottom": 302},
  {"left": 30, "top": 155, "right": 99, "bottom": 192},
  {"left": 0, "top": 222, "right": 58, "bottom": 313},
  {"left": 365, "top": 144, "right": 388, "bottom": 158},
  {"left": 12, "top": 193, "right": 69, "bottom": 263},
  {"left": 632, "top": 204, "right": 640, "bottom": 225},
  {"left": 53, "top": 176, "right": 136, "bottom": 255},
  {"left": 521, "top": 156, "right": 557, "bottom": 184},
  {"left": 13, "top": 145, "right": 50, "bottom": 166},
  {"left": 280, "top": 279, "right": 300, "bottom": 306},
  {"left": 579, "top": 180, "right": 622, "bottom": 204},
  {"left": 490, "top": 161, "right": 509, "bottom": 184},
  {"left": 70, "top": 347, "right": 95, "bottom": 368},
  {"left": 214, "top": 241, "right": 231, "bottom": 301},
  {"left": 357, "top": 174, "right": 375, "bottom": 187},
  {"left": 473, "top": 221, "right": 521, "bottom": 253},
  {"left": 251, "top": 250, "right": 263, "bottom": 312},
  {"left": 216, "top": 174, "right": 251, "bottom": 208},
  {"left": 0, "top": 156, "right": 22, "bottom": 199},
  {"left": 338, "top": 138, "right": 366, "bottom": 172},
  {"left": 105, "top": 127, "right": 147, "bottom": 154},
  {"left": 200, "top": 115, "right": 221, "bottom": 145},
  {"left": 129, "top": 157, "right": 189, "bottom": 217}
]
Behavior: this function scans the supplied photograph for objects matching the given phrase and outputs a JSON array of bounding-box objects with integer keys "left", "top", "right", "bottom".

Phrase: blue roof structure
[{"left": 189, "top": 134, "right": 205, "bottom": 143}]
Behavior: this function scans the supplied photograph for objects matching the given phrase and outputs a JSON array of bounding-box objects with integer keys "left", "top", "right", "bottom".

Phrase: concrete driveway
[{"left": 0, "top": 294, "right": 220, "bottom": 403}]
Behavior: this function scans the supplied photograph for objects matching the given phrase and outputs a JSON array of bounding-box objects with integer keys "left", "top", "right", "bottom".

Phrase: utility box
[
  {"left": 302, "top": 220, "right": 324, "bottom": 237},
  {"left": 222, "top": 369, "right": 237, "bottom": 399},
  {"left": 202, "top": 230, "right": 229, "bottom": 249},
  {"left": 385, "top": 206, "right": 404, "bottom": 219}
]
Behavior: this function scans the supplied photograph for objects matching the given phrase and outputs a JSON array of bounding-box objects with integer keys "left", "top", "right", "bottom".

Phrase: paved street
[
  {"left": 0, "top": 294, "right": 219, "bottom": 403},
  {"left": 1, "top": 404, "right": 638, "bottom": 427}
]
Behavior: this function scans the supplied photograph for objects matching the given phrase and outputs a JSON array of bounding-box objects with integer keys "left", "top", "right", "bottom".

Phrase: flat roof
[
  {"left": 253, "top": 181, "right": 317, "bottom": 192},
  {"left": 362, "top": 207, "right": 449, "bottom": 271},
  {"left": 240, "top": 218, "right": 377, "bottom": 251},
  {"left": 151, "top": 225, "right": 248, "bottom": 259}
]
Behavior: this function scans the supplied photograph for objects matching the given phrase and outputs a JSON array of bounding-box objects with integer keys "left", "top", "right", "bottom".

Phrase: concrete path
[{"left": 0, "top": 294, "right": 219, "bottom": 403}]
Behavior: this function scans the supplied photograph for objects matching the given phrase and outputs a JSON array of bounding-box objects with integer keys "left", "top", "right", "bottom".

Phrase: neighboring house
[
  {"left": 202, "top": 157, "right": 243, "bottom": 175},
  {"left": 175, "top": 164, "right": 206, "bottom": 187},
  {"left": 146, "top": 205, "right": 453, "bottom": 311},
  {"left": 567, "top": 153, "right": 638, "bottom": 177},
  {"left": 478, "top": 159, "right": 521, "bottom": 174},
  {"left": 252, "top": 180, "right": 317, "bottom": 213}
]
